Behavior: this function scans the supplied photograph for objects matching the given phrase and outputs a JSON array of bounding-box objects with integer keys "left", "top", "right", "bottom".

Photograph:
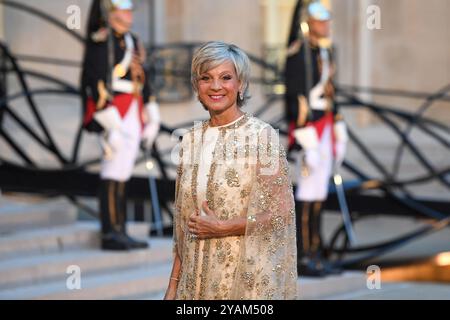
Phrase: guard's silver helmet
[
  {"left": 111, "top": 0, "right": 133, "bottom": 10},
  {"left": 307, "top": 1, "right": 331, "bottom": 21}
]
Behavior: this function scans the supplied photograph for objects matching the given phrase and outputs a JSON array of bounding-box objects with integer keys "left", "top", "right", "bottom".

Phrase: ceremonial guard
[
  {"left": 284, "top": 0, "right": 348, "bottom": 275},
  {"left": 81, "top": 0, "right": 161, "bottom": 250}
]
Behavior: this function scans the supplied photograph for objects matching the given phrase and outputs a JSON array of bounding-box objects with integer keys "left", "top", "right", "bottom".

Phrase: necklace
[{"left": 206, "top": 112, "right": 250, "bottom": 132}]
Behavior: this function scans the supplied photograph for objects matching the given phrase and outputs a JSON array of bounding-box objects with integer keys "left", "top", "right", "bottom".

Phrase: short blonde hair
[{"left": 191, "top": 41, "right": 251, "bottom": 107}]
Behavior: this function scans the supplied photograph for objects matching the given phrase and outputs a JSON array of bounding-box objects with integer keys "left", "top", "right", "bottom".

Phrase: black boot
[
  {"left": 298, "top": 258, "right": 327, "bottom": 277},
  {"left": 295, "top": 201, "right": 328, "bottom": 277},
  {"left": 309, "top": 201, "right": 341, "bottom": 276},
  {"left": 309, "top": 202, "right": 324, "bottom": 260},
  {"left": 116, "top": 181, "right": 149, "bottom": 250},
  {"left": 296, "top": 201, "right": 325, "bottom": 276},
  {"left": 295, "top": 202, "right": 308, "bottom": 267},
  {"left": 99, "top": 179, "right": 131, "bottom": 251}
]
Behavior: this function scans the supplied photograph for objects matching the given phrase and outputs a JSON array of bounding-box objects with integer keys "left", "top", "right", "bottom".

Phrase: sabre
[
  {"left": 145, "top": 149, "right": 163, "bottom": 237},
  {"left": 333, "top": 164, "right": 357, "bottom": 246}
]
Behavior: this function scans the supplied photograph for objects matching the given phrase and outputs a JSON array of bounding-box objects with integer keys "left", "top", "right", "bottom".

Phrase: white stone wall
[
  {"left": 331, "top": 0, "right": 450, "bottom": 122},
  {"left": 164, "top": 0, "right": 263, "bottom": 55},
  {"left": 1, "top": 0, "right": 448, "bottom": 101}
]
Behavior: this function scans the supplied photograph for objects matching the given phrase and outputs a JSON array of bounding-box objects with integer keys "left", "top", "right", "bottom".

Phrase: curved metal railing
[{"left": 0, "top": 1, "right": 449, "bottom": 269}]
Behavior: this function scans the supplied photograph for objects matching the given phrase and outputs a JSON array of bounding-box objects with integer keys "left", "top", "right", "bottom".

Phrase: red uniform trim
[
  {"left": 288, "top": 112, "right": 336, "bottom": 157},
  {"left": 84, "top": 93, "right": 145, "bottom": 130}
]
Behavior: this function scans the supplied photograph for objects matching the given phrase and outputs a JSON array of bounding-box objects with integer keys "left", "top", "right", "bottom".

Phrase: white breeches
[
  {"left": 295, "top": 124, "right": 333, "bottom": 202},
  {"left": 100, "top": 100, "right": 141, "bottom": 182}
]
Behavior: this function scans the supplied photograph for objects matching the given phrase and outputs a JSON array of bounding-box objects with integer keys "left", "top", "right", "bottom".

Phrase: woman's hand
[
  {"left": 188, "top": 201, "right": 223, "bottom": 239},
  {"left": 188, "top": 201, "right": 247, "bottom": 239}
]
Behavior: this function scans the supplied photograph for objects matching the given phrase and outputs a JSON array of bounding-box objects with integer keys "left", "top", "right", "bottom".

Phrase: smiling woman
[
  {"left": 164, "top": 41, "right": 298, "bottom": 300},
  {"left": 192, "top": 41, "right": 250, "bottom": 112},
  {"left": 196, "top": 60, "right": 242, "bottom": 115}
]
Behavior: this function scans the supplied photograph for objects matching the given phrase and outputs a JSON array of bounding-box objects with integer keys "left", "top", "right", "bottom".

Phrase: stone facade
[{"left": 0, "top": 0, "right": 448, "bottom": 182}]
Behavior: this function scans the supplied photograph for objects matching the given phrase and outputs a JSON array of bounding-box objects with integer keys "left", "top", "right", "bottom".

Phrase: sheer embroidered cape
[{"left": 173, "top": 114, "right": 297, "bottom": 300}]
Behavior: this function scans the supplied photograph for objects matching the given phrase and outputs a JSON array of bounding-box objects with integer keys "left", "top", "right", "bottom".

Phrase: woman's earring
[{"left": 239, "top": 91, "right": 244, "bottom": 100}]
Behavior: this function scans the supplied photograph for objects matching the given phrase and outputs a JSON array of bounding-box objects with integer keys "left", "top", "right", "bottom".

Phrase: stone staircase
[
  {"left": 0, "top": 196, "right": 172, "bottom": 300},
  {"left": 323, "top": 282, "right": 450, "bottom": 300},
  {"left": 0, "top": 195, "right": 371, "bottom": 300},
  {"left": 2, "top": 195, "right": 448, "bottom": 300}
]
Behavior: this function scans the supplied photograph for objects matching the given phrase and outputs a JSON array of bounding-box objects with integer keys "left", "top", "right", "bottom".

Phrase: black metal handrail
[{"left": 0, "top": 1, "right": 449, "bottom": 269}]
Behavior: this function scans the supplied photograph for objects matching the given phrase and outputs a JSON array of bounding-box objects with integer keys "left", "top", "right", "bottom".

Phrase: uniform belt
[
  {"left": 112, "top": 79, "right": 138, "bottom": 94},
  {"left": 310, "top": 104, "right": 328, "bottom": 111}
]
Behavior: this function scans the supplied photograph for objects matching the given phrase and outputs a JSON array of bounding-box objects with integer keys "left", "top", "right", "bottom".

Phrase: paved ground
[
  {"left": 325, "top": 282, "right": 450, "bottom": 300},
  {"left": 0, "top": 195, "right": 449, "bottom": 300}
]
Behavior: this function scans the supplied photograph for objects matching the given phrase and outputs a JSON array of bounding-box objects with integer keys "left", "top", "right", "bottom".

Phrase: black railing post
[{"left": 0, "top": 46, "right": 6, "bottom": 126}]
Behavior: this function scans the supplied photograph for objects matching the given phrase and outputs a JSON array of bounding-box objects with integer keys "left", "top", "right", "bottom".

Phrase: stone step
[
  {"left": 132, "top": 290, "right": 165, "bottom": 300},
  {"left": 0, "top": 221, "right": 150, "bottom": 260},
  {"left": 126, "top": 272, "right": 368, "bottom": 300},
  {"left": 0, "top": 197, "right": 77, "bottom": 234},
  {"left": 298, "top": 271, "right": 367, "bottom": 300},
  {"left": 0, "top": 261, "right": 172, "bottom": 300},
  {"left": 323, "top": 282, "right": 450, "bottom": 300},
  {"left": 128, "top": 272, "right": 369, "bottom": 300},
  {"left": 0, "top": 237, "right": 171, "bottom": 290}
]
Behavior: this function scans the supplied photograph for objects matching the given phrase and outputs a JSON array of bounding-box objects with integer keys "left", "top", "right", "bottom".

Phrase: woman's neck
[{"left": 209, "top": 107, "right": 244, "bottom": 127}]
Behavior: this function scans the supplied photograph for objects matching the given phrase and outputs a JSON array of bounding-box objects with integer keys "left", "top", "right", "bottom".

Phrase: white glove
[
  {"left": 294, "top": 126, "right": 321, "bottom": 171},
  {"left": 142, "top": 101, "right": 161, "bottom": 150},
  {"left": 93, "top": 106, "right": 122, "bottom": 131},
  {"left": 145, "top": 101, "right": 161, "bottom": 124},
  {"left": 334, "top": 121, "right": 348, "bottom": 168},
  {"left": 335, "top": 141, "right": 346, "bottom": 168},
  {"left": 334, "top": 120, "right": 349, "bottom": 144},
  {"left": 294, "top": 126, "right": 319, "bottom": 150}
]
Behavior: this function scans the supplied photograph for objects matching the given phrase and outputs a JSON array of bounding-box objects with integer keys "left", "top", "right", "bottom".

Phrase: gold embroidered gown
[{"left": 173, "top": 113, "right": 297, "bottom": 300}]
